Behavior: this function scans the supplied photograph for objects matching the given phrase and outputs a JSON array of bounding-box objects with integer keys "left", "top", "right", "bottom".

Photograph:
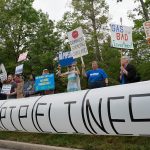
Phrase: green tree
[
  {"left": 57, "top": 0, "right": 109, "bottom": 62},
  {"left": 27, "top": 12, "right": 62, "bottom": 75},
  {"left": 0, "top": 0, "right": 38, "bottom": 71},
  {"left": 0, "top": 0, "right": 61, "bottom": 75},
  {"left": 117, "top": 0, "right": 149, "bottom": 21}
]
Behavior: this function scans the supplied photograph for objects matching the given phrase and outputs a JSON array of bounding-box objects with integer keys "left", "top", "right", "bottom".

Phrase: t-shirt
[
  {"left": 86, "top": 69, "right": 108, "bottom": 89},
  {"left": 67, "top": 71, "right": 80, "bottom": 92}
]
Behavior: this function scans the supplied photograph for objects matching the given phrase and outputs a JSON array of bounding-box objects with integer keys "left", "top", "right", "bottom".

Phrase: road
[{"left": 0, "top": 148, "right": 13, "bottom": 150}]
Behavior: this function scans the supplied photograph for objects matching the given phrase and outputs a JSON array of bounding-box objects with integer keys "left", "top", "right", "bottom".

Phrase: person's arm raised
[{"left": 81, "top": 64, "right": 87, "bottom": 77}]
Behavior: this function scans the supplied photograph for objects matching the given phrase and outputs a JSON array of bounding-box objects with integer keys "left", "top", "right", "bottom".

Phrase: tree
[
  {"left": 27, "top": 12, "right": 62, "bottom": 75},
  {"left": 57, "top": 0, "right": 109, "bottom": 62},
  {"left": 0, "top": 0, "right": 37, "bottom": 69},
  {"left": 0, "top": 0, "right": 61, "bottom": 75},
  {"left": 117, "top": 0, "right": 149, "bottom": 21}
]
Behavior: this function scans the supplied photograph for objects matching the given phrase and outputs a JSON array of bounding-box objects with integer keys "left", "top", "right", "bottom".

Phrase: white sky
[{"left": 33, "top": 0, "right": 138, "bottom": 26}]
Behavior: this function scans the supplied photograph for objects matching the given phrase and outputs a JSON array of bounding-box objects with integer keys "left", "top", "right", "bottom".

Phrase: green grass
[{"left": 0, "top": 131, "right": 150, "bottom": 150}]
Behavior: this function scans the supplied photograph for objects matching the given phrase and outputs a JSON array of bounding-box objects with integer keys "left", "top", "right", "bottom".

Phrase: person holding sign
[
  {"left": 82, "top": 61, "right": 108, "bottom": 89},
  {"left": 39, "top": 69, "right": 54, "bottom": 95},
  {"left": 58, "top": 63, "right": 81, "bottom": 92},
  {"left": 23, "top": 74, "right": 36, "bottom": 97},
  {"left": 119, "top": 56, "right": 140, "bottom": 84}
]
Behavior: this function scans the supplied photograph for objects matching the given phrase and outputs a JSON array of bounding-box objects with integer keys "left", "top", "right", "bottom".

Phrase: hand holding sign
[{"left": 1, "top": 84, "right": 12, "bottom": 94}]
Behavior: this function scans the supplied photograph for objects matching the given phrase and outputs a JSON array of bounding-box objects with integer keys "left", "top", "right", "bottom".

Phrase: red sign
[{"left": 72, "top": 30, "right": 78, "bottom": 39}]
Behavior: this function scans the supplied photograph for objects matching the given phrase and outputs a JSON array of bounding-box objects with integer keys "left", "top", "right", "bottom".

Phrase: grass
[{"left": 0, "top": 131, "right": 150, "bottom": 150}]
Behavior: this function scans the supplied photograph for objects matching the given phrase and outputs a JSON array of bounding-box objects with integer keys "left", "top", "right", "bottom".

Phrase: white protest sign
[
  {"left": 18, "top": 51, "right": 28, "bottom": 62},
  {"left": 0, "top": 64, "right": 7, "bottom": 82},
  {"left": 15, "top": 64, "right": 24, "bottom": 74},
  {"left": 110, "top": 24, "right": 134, "bottom": 49},
  {"left": 67, "top": 27, "right": 88, "bottom": 58},
  {"left": 143, "top": 20, "right": 150, "bottom": 44},
  {"left": 0, "top": 81, "right": 150, "bottom": 136},
  {"left": 1, "top": 84, "right": 12, "bottom": 94}
]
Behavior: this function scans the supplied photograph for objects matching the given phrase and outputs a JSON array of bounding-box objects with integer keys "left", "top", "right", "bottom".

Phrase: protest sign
[
  {"left": 58, "top": 51, "right": 76, "bottom": 67},
  {"left": 35, "top": 74, "right": 55, "bottom": 91},
  {"left": 18, "top": 51, "right": 28, "bottom": 62},
  {"left": 1, "top": 84, "right": 12, "bottom": 94},
  {"left": 0, "top": 64, "right": 7, "bottom": 81},
  {"left": 110, "top": 24, "right": 134, "bottom": 49},
  {"left": 143, "top": 20, "right": 150, "bottom": 44},
  {"left": 15, "top": 64, "right": 24, "bottom": 74},
  {"left": 67, "top": 27, "right": 88, "bottom": 58}
]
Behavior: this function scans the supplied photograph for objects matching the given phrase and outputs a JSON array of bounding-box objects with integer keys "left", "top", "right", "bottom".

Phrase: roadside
[
  {"left": 0, "top": 140, "right": 82, "bottom": 150},
  {"left": 0, "top": 131, "right": 150, "bottom": 150}
]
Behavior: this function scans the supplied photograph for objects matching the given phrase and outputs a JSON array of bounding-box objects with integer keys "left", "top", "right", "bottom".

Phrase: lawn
[{"left": 0, "top": 131, "right": 150, "bottom": 150}]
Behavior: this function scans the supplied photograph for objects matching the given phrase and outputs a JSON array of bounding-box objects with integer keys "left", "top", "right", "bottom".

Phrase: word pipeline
[{"left": 0, "top": 81, "right": 150, "bottom": 136}]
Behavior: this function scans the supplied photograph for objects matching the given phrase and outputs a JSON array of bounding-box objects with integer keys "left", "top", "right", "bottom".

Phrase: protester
[
  {"left": 40, "top": 69, "right": 54, "bottom": 95},
  {"left": 42, "top": 69, "right": 50, "bottom": 75},
  {"left": 82, "top": 61, "right": 108, "bottom": 89},
  {"left": 6, "top": 74, "right": 17, "bottom": 99},
  {"left": 23, "top": 74, "right": 35, "bottom": 97},
  {"left": 56, "top": 65, "right": 61, "bottom": 76},
  {"left": 14, "top": 74, "right": 21, "bottom": 84},
  {"left": 16, "top": 74, "right": 24, "bottom": 98},
  {"left": 119, "top": 56, "right": 140, "bottom": 84},
  {"left": 58, "top": 63, "right": 81, "bottom": 92}
]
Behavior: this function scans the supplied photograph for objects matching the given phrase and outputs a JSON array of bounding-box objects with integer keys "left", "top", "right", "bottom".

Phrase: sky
[{"left": 33, "top": 0, "right": 138, "bottom": 27}]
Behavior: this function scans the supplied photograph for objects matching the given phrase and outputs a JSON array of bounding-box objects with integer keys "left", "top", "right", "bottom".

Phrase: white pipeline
[{"left": 0, "top": 81, "right": 150, "bottom": 136}]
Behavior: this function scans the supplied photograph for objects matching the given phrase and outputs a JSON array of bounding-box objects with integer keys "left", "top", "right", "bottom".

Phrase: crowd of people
[
  {"left": 0, "top": 74, "right": 35, "bottom": 100},
  {"left": 0, "top": 56, "right": 140, "bottom": 100}
]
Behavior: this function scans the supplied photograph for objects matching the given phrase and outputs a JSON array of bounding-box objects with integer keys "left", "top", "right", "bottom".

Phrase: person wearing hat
[
  {"left": 40, "top": 69, "right": 54, "bottom": 95},
  {"left": 119, "top": 56, "right": 139, "bottom": 84},
  {"left": 42, "top": 69, "right": 49, "bottom": 75}
]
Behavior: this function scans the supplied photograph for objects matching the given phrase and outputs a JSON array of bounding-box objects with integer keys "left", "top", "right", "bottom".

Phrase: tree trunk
[
  {"left": 117, "top": 0, "right": 149, "bottom": 21},
  {"left": 139, "top": 0, "right": 149, "bottom": 21},
  {"left": 91, "top": 0, "right": 103, "bottom": 62}
]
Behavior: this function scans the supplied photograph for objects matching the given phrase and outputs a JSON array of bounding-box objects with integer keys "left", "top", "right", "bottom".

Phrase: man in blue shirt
[{"left": 82, "top": 61, "right": 108, "bottom": 89}]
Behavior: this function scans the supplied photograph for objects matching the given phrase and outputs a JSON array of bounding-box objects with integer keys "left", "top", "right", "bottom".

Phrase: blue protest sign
[
  {"left": 58, "top": 51, "right": 76, "bottom": 67},
  {"left": 35, "top": 74, "right": 55, "bottom": 91}
]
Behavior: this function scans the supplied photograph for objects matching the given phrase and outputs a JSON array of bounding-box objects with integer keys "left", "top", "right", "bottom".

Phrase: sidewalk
[{"left": 0, "top": 140, "right": 83, "bottom": 150}]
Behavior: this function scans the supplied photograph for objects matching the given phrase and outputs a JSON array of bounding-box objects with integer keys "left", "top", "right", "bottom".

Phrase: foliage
[
  {"left": 57, "top": 0, "right": 109, "bottom": 62},
  {"left": 0, "top": 0, "right": 149, "bottom": 93},
  {"left": 0, "top": 0, "right": 62, "bottom": 76}
]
